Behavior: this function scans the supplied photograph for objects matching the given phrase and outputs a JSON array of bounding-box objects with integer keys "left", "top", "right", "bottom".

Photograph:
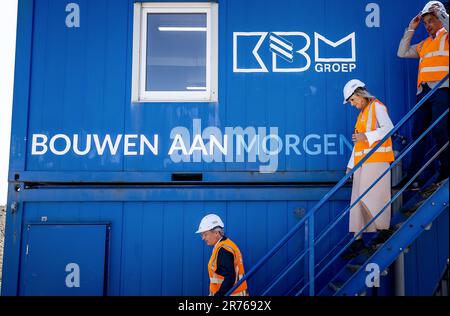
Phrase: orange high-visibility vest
[
  {"left": 354, "top": 99, "right": 395, "bottom": 165},
  {"left": 416, "top": 29, "right": 449, "bottom": 88},
  {"left": 208, "top": 238, "right": 249, "bottom": 296}
]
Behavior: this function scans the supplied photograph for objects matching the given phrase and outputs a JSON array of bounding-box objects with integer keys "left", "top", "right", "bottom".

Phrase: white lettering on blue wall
[
  {"left": 32, "top": 134, "right": 159, "bottom": 156},
  {"left": 366, "top": 3, "right": 381, "bottom": 28},
  {"left": 365, "top": 263, "right": 381, "bottom": 288},
  {"left": 30, "top": 121, "right": 353, "bottom": 173},
  {"left": 65, "top": 263, "right": 80, "bottom": 288},
  {"left": 234, "top": 31, "right": 357, "bottom": 73},
  {"left": 65, "top": 3, "right": 80, "bottom": 28}
]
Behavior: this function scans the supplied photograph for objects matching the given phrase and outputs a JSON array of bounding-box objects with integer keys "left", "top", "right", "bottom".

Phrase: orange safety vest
[
  {"left": 354, "top": 99, "right": 395, "bottom": 165},
  {"left": 208, "top": 238, "right": 249, "bottom": 296},
  {"left": 416, "top": 29, "right": 449, "bottom": 88}
]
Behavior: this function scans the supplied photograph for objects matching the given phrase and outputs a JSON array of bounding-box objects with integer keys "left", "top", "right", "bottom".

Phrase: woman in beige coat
[{"left": 341, "top": 79, "right": 395, "bottom": 259}]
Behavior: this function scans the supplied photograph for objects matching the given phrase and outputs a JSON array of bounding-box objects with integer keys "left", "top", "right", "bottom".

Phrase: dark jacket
[{"left": 214, "top": 236, "right": 236, "bottom": 296}]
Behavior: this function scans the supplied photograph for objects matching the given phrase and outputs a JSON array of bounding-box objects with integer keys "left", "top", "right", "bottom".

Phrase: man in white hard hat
[
  {"left": 196, "top": 214, "right": 248, "bottom": 296},
  {"left": 397, "top": 1, "right": 449, "bottom": 190}
]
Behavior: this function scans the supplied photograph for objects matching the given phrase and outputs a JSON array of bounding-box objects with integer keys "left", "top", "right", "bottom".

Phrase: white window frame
[{"left": 132, "top": 2, "right": 218, "bottom": 103}]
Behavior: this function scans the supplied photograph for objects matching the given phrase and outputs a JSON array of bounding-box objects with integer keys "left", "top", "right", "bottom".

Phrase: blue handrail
[
  {"left": 261, "top": 107, "right": 448, "bottom": 296},
  {"left": 314, "top": 108, "right": 449, "bottom": 255},
  {"left": 225, "top": 74, "right": 449, "bottom": 296},
  {"left": 296, "top": 140, "right": 449, "bottom": 296}
]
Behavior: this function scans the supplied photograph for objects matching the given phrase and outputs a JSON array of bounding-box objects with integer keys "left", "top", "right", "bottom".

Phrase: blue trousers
[{"left": 410, "top": 85, "right": 449, "bottom": 183}]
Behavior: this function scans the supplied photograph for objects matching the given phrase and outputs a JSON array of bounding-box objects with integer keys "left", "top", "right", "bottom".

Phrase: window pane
[{"left": 146, "top": 13, "right": 207, "bottom": 92}]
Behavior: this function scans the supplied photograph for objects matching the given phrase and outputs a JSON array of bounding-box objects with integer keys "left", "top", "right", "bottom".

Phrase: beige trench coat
[{"left": 349, "top": 162, "right": 392, "bottom": 233}]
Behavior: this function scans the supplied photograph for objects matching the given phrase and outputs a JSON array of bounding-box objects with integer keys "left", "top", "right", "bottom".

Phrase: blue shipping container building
[{"left": 2, "top": 0, "right": 449, "bottom": 296}]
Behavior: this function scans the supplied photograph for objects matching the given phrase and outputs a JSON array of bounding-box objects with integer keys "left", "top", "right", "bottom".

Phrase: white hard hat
[
  {"left": 195, "top": 214, "right": 224, "bottom": 234},
  {"left": 421, "top": 1, "right": 445, "bottom": 16},
  {"left": 342, "top": 79, "right": 365, "bottom": 104}
]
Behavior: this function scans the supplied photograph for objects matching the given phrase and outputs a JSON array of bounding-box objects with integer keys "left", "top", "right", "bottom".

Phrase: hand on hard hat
[{"left": 408, "top": 13, "right": 422, "bottom": 30}]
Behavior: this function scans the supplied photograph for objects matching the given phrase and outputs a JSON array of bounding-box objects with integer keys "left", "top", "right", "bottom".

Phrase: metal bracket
[
  {"left": 294, "top": 207, "right": 306, "bottom": 218},
  {"left": 10, "top": 201, "right": 18, "bottom": 214}
]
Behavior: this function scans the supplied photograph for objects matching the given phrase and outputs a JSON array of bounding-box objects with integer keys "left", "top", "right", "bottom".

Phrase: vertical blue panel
[
  {"left": 285, "top": 201, "right": 307, "bottom": 294},
  {"left": 314, "top": 202, "right": 331, "bottom": 290},
  {"left": 405, "top": 242, "right": 419, "bottom": 296},
  {"left": 405, "top": 210, "right": 449, "bottom": 295},
  {"left": 27, "top": 0, "right": 127, "bottom": 171},
  {"left": 161, "top": 202, "right": 184, "bottom": 295},
  {"left": 435, "top": 210, "right": 449, "bottom": 276},
  {"left": 225, "top": 201, "right": 249, "bottom": 294},
  {"left": 266, "top": 201, "right": 288, "bottom": 294},
  {"left": 182, "top": 201, "right": 208, "bottom": 295},
  {"left": 121, "top": 202, "right": 144, "bottom": 295},
  {"left": 141, "top": 202, "right": 165, "bottom": 295},
  {"left": 330, "top": 201, "right": 350, "bottom": 276},
  {"left": 244, "top": 202, "right": 268, "bottom": 294}
]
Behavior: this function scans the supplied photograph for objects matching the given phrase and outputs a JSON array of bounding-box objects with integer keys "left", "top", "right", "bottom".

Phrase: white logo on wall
[
  {"left": 365, "top": 263, "right": 380, "bottom": 288},
  {"left": 65, "top": 3, "right": 80, "bottom": 28},
  {"left": 366, "top": 3, "right": 381, "bottom": 28},
  {"left": 233, "top": 32, "right": 356, "bottom": 73},
  {"left": 65, "top": 263, "right": 81, "bottom": 288}
]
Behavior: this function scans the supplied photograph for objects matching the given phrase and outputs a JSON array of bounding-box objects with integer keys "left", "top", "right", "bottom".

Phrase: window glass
[{"left": 146, "top": 13, "right": 207, "bottom": 92}]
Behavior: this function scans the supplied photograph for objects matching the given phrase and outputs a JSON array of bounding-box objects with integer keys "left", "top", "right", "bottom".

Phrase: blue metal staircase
[
  {"left": 226, "top": 75, "right": 449, "bottom": 297},
  {"left": 321, "top": 180, "right": 449, "bottom": 296}
]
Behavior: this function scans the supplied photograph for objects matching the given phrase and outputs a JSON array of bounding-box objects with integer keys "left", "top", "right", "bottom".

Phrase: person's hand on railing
[{"left": 346, "top": 168, "right": 353, "bottom": 180}]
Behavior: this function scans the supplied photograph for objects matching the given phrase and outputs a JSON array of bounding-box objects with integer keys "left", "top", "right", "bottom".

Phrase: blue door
[{"left": 19, "top": 224, "right": 109, "bottom": 296}]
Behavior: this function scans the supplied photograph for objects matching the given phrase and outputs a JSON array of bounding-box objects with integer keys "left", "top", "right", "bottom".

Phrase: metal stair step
[
  {"left": 420, "top": 182, "right": 442, "bottom": 199},
  {"left": 329, "top": 281, "right": 345, "bottom": 292},
  {"left": 346, "top": 264, "right": 362, "bottom": 273},
  {"left": 402, "top": 199, "right": 425, "bottom": 216},
  {"left": 394, "top": 176, "right": 440, "bottom": 217},
  {"left": 333, "top": 180, "right": 449, "bottom": 296}
]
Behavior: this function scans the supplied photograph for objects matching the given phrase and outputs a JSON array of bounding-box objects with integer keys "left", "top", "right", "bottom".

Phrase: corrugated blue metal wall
[
  {"left": 5, "top": 186, "right": 350, "bottom": 295},
  {"left": 9, "top": 0, "right": 427, "bottom": 180},
  {"left": 4, "top": 0, "right": 447, "bottom": 296}
]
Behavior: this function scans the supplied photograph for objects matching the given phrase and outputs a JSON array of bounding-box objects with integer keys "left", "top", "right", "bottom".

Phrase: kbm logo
[{"left": 233, "top": 32, "right": 356, "bottom": 73}]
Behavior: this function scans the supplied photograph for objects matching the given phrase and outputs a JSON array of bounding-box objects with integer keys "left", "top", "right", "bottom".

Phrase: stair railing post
[{"left": 308, "top": 213, "right": 315, "bottom": 296}]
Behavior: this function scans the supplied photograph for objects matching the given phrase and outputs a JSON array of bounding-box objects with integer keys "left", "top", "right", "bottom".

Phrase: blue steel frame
[
  {"left": 336, "top": 179, "right": 449, "bottom": 296},
  {"left": 10, "top": 171, "right": 345, "bottom": 184},
  {"left": 8, "top": 0, "right": 33, "bottom": 177},
  {"left": 259, "top": 134, "right": 448, "bottom": 295},
  {"left": 226, "top": 74, "right": 449, "bottom": 296},
  {"left": 302, "top": 141, "right": 449, "bottom": 296}
]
